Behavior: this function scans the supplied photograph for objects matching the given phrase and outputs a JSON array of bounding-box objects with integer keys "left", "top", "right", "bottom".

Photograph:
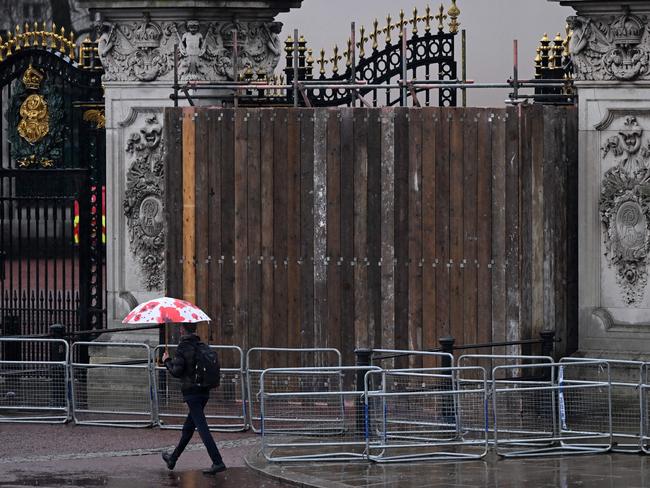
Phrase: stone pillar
[
  {"left": 552, "top": 1, "right": 650, "bottom": 357},
  {"left": 79, "top": 1, "right": 302, "bottom": 333}
]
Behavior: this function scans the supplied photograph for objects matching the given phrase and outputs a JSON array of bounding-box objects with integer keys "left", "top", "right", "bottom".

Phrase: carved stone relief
[
  {"left": 600, "top": 115, "right": 650, "bottom": 304},
  {"left": 123, "top": 113, "right": 165, "bottom": 291},
  {"left": 568, "top": 9, "right": 650, "bottom": 81},
  {"left": 94, "top": 13, "right": 282, "bottom": 82}
]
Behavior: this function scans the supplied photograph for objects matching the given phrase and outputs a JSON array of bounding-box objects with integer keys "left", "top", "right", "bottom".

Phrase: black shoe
[
  {"left": 162, "top": 451, "right": 177, "bottom": 470},
  {"left": 202, "top": 462, "right": 227, "bottom": 475}
]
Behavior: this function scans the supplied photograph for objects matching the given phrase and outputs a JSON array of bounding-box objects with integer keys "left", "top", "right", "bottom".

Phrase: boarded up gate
[{"left": 164, "top": 106, "right": 578, "bottom": 366}]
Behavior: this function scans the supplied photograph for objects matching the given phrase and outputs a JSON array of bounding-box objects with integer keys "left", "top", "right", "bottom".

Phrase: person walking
[{"left": 160, "top": 323, "right": 226, "bottom": 475}]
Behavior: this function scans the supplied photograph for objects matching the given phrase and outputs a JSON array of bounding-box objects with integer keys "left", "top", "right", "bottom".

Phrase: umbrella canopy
[{"left": 122, "top": 297, "right": 211, "bottom": 324}]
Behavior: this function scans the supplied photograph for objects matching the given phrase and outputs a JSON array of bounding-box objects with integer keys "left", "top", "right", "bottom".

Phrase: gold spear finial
[
  {"left": 383, "top": 14, "right": 394, "bottom": 44},
  {"left": 24, "top": 23, "right": 31, "bottom": 47},
  {"left": 318, "top": 48, "right": 328, "bottom": 75},
  {"left": 370, "top": 18, "right": 380, "bottom": 50},
  {"left": 397, "top": 10, "right": 406, "bottom": 38},
  {"left": 51, "top": 22, "right": 57, "bottom": 49},
  {"left": 410, "top": 7, "right": 419, "bottom": 36},
  {"left": 435, "top": 4, "right": 447, "bottom": 32},
  {"left": 357, "top": 25, "right": 369, "bottom": 58},
  {"left": 0, "top": 35, "right": 4, "bottom": 62},
  {"left": 424, "top": 5, "right": 433, "bottom": 33},
  {"left": 40, "top": 21, "right": 47, "bottom": 47},
  {"left": 14, "top": 25, "right": 22, "bottom": 51},
  {"left": 330, "top": 44, "right": 342, "bottom": 74},
  {"left": 59, "top": 26, "right": 66, "bottom": 53},
  {"left": 344, "top": 38, "right": 352, "bottom": 67},
  {"left": 6, "top": 30, "right": 13, "bottom": 56},
  {"left": 69, "top": 31, "right": 75, "bottom": 59},
  {"left": 448, "top": 0, "right": 460, "bottom": 34}
]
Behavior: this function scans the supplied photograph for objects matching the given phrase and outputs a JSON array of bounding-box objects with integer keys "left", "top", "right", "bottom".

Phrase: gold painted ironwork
[
  {"left": 357, "top": 25, "right": 369, "bottom": 58},
  {"left": 384, "top": 15, "right": 394, "bottom": 44},
  {"left": 397, "top": 10, "right": 407, "bottom": 38},
  {"left": 318, "top": 48, "right": 328, "bottom": 75},
  {"left": 410, "top": 8, "right": 419, "bottom": 36},
  {"left": 435, "top": 4, "right": 447, "bottom": 32},
  {"left": 17, "top": 154, "right": 54, "bottom": 168},
  {"left": 17, "top": 65, "right": 49, "bottom": 145},
  {"left": 330, "top": 44, "right": 342, "bottom": 74},
  {"left": 370, "top": 19, "right": 380, "bottom": 51},
  {"left": 423, "top": 5, "right": 434, "bottom": 33},
  {"left": 0, "top": 22, "right": 76, "bottom": 61},
  {"left": 448, "top": 0, "right": 460, "bottom": 34},
  {"left": 344, "top": 38, "right": 352, "bottom": 67},
  {"left": 79, "top": 37, "right": 102, "bottom": 70}
]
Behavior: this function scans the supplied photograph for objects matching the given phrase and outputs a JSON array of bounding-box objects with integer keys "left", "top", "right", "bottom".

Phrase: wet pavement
[
  {"left": 4, "top": 423, "right": 650, "bottom": 487},
  {"left": 246, "top": 450, "right": 650, "bottom": 487}
]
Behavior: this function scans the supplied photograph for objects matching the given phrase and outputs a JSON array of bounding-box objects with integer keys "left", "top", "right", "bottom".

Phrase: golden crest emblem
[{"left": 18, "top": 94, "right": 49, "bottom": 144}]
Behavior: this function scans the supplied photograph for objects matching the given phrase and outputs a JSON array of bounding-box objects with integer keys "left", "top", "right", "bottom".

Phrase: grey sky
[{"left": 277, "top": 0, "right": 571, "bottom": 107}]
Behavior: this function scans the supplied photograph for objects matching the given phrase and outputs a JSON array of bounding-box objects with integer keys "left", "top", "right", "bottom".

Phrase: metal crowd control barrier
[
  {"left": 365, "top": 367, "right": 489, "bottom": 462},
  {"left": 154, "top": 344, "right": 247, "bottom": 431},
  {"left": 260, "top": 366, "right": 380, "bottom": 462},
  {"left": 457, "top": 354, "right": 554, "bottom": 441},
  {"left": 561, "top": 357, "right": 643, "bottom": 453},
  {"left": 0, "top": 338, "right": 69, "bottom": 423},
  {"left": 638, "top": 363, "right": 650, "bottom": 454},
  {"left": 71, "top": 342, "right": 154, "bottom": 428},
  {"left": 246, "top": 347, "right": 342, "bottom": 433},
  {"left": 493, "top": 360, "right": 612, "bottom": 457}
]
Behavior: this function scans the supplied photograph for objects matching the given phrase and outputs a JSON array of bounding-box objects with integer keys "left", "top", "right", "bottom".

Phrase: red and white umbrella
[{"left": 122, "top": 297, "right": 211, "bottom": 324}]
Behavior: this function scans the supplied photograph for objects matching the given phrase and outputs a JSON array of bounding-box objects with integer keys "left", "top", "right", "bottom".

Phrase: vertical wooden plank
[
  {"left": 247, "top": 110, "right": 262, "bottom": 352},
  {"left": 491, "top": 109, "right": 507, "bottom": 353},
  {"left": 505, "top": 105, "right": 520, "bottom": 353},
  {"left": 462, "top": 108, "right": 478, "bottom": 346},
  {"left": 394, "top": 108, "right": 410, "bottom": 367},
  {"left": 313, "top": 109, "right": 329, "bottom": 359},
  {"left": 340, "top": 108, "right": 355, "bottom": 365},
  {"left": 380, "top": 108, "right": 395, "bottom": 351},
  {"left": 182, "top": 108, "right": 197, "bottom": 307},
  {"left": 435, "top": 108, "right": 450, "bottom": 338},
  {"left": 195, "top": 110, "right": 210, "bottom": 341},
  {"left": 300, "top": 109, "right": 315, "bottom": 357},
  {"left": 476, "top": 110, "right": 493, "bottom": 346},
  {"left": 565, "top": 107, "right": 579, "bottom": 355},
  {"left": 273, "top": 109, "right": 289, "bottom": 366},
  {"left": 327, "top": 109, "right": 342, "bottom": 353},
  {"left": 421, "top": 108, "right": 437, "bottom": 366},
  {"left": 367, "top": 110, "right": 382, "bottom": 349},
  {"left": 408, "top": 108, "right": 423, "bottom": 367},
  {"left": 530, "top": 105, "right": 545, "bottom": 344},
  {"left": 449, "top": 109, "right": 464, "bottom": 344},
  {"left": 164, "top": 108, "right": 183, "bottom": 301},
  {"left": 286, "top": 110, "right": 301, "bottom": 366},
  {"left": 543, "top": 106, "right": 558, "bottom": 354},
  {"left": 260, "top": 110, "right": 275, "bottom": 367},
  {"left": 353, "top": 109, "right": 369, "bottom": 349},
  {"left": 234, "top": 110, "right": 249, "bottom": 353},
  {"left": 207, "top": 109, "right": 223, "bottom": 345},
  {"left": 221, "top": 109, "right": 235, "bottom": 349}
]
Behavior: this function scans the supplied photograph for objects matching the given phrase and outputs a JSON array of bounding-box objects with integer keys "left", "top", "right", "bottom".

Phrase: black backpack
[{"left": 192, "top": 342, "right": 221, "bottom": 389}]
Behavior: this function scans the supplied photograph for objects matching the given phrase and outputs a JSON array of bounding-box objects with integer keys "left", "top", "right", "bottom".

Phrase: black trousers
[{"left": 172, "top": 393, "right": 223, "bottom": 465}]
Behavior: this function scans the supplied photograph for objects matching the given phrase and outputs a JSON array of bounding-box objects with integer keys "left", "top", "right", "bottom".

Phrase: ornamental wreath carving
[
  {"left": 600, "top": 116, "right": 650, "bottom": 304},
  {"left": 123, "top": 114, "right": 165, "bottom": 290},
  {"left": 568, "top": 8, "right": 650, "bottom": 81},
  {"left": 94, "top": 13, "right": 282, "bottom": 82}
]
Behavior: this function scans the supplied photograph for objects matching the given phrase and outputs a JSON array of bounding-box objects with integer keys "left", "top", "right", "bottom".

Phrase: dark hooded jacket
[{"left": 163, "top": 333, "right": 209, "bottom": 396}]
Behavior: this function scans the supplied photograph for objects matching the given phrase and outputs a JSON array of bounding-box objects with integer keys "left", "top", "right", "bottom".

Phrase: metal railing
[
  {"left": 246, "top": 347, "right": 342, "bottom": 433},
  {"left": 70, "top": 342, "right": 154, "bottom": 428},
  {"left": 0, "top": 338, "right": 69, "bottom": 423},
  {"left": 154, "top": 344, "right": 247, "bottom": 432}
]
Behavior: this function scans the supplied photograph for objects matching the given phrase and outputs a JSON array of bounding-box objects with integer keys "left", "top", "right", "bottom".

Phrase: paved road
[{"left": 0, "top": 423, "right": 285, "bottom": 488}]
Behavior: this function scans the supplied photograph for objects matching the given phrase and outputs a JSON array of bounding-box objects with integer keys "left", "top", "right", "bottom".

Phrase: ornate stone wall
[{"left": 94, "top": 14, "right": 282, "bottom": 82}]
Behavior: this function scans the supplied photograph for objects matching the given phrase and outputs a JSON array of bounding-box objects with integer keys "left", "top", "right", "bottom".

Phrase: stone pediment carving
[
  {"left": 94, "top": 13, "right": 282, "bottom": 82},
  {"left": 600, "top": 115, "right": 650, "bottom": 304},
  {"left": 568, "top": 9, "right": 650, "bottom": 81}
]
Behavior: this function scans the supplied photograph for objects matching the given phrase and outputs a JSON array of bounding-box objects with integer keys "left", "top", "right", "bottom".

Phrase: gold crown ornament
[{"left": 22, "top": 65, "right": 44, "bottom": 90}]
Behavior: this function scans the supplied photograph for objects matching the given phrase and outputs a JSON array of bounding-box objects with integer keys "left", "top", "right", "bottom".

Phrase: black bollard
[
  {"left": 540, "top": 329, "right": 556, "bottom": 358},
  {"left": 354, "top": 348, "right": 372, "bottom": 436},
  {"left": 438, "top": 336, "right": 455, "bottom": 425}
]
